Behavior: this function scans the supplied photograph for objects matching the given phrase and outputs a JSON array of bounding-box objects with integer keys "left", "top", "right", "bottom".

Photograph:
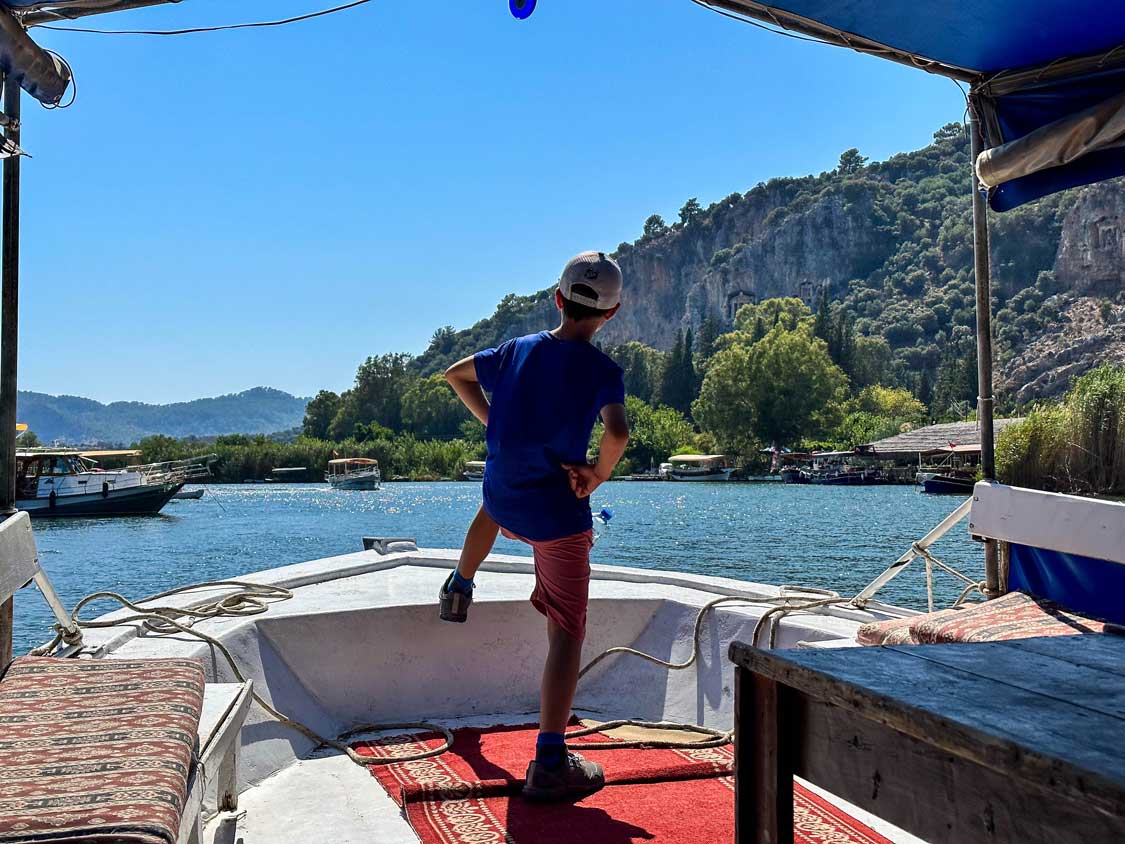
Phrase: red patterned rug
[{"left": 352, "top": 723, "right": 891, "bottom": 844}]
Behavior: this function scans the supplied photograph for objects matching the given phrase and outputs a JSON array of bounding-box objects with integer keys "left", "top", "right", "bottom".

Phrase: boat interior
[{"left": 46, "top": 538, "right": 917, "bottom": 844}]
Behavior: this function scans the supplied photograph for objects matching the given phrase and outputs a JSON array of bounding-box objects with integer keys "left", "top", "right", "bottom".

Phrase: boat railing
[
  {"left": 852, "top": 496, "right": 976, "bottom": 611},
  {"left": 126, "top": 453, "right": 218, "bottom": 485}
]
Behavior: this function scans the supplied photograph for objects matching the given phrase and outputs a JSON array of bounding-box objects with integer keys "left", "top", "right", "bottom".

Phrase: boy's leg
[
  {"left": 439, "top": 505, "right": 498, "bottom": 622},
  {"left": 455, "top": 505, "right": 498, "bottom": 583},
  {"left": 522, "top": 531, "right": 603, "bottom": 801},
  {"left": 538, "top": 617, "right": 583, "bottom": 735}
]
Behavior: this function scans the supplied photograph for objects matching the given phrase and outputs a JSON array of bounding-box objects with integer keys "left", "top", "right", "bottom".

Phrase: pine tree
[
  {"left": 813, "top": 287, "right": 831, "bottom": 343},
  {"left": 751, "top": 316, "right": 767, "bottom": 343},
  {"left": 695, "top": 316, "right": 722, "bottom": 366}
]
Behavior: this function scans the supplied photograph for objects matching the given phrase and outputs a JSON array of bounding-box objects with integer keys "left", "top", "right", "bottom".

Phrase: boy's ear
[
  {"left": 603, "top": 303, "right": 621, "bottom": 321},
  {"left": 555, "top": 288, "right": 565, "bottom": 311}
]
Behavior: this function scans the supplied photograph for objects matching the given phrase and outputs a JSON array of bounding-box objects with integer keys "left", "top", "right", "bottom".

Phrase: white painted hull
[
  {"left": 669, "top": 468, "right": 735, "bottom": 481},
  {"left": 326, "top": 471, "right": 380, "bottom": 490},
  {"left": 65, "top": 541, "right": 920, "bottom": 844}
]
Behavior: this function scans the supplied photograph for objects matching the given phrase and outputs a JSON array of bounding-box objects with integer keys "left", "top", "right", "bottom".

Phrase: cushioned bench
[
  {"left": 0, "top": 656, "right": 206, "bottom": 844},
  {"left": 857, "top": 590, "right": 1108, "bottom": 646}
]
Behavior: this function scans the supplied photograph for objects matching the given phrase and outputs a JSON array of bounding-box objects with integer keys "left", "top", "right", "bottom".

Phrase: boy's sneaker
[
  {"left": 439, "top": 573, "right": 472, "bottom": 623},
  {"left": 522, "top": 752, "right": 605, "bottom": 802}
]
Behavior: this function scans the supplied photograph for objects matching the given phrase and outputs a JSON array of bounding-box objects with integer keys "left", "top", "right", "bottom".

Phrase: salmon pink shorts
[{"left": 501, "top": 527, "right": 593, "bottom": 641}]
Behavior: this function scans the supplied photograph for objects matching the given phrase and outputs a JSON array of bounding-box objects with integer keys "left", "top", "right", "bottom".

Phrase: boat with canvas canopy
[
  {"left": 326, "top": 457, "right": 381, "bottom": 490},
  {"left": 666, "top": 454, "right": 736, "bottom": 481},
  {"left": 0, "top": 3, "right": 1124, "bottom": 844}
]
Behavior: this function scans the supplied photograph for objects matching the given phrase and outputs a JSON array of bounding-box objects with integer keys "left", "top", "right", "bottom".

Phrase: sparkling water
[{"left": 11, "top": 482, "right": 981, "bottom": 654}]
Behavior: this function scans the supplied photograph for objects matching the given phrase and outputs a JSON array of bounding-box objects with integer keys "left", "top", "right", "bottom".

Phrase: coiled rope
[{"left": 33, "top": 581, "right": 452, "bottom": 766}]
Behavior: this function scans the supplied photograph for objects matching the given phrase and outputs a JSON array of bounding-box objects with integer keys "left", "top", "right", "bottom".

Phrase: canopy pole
[
  {"left": 0, "top": 74, "right": 20, "bottom": 667},
  {"left": 969, "top": 103, "right": 1001, "bottom": 600}
]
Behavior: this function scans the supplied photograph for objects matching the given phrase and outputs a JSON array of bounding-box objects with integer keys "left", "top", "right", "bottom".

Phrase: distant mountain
[{"left": 17, "top": 387, "right": 310, "bottom": 445}]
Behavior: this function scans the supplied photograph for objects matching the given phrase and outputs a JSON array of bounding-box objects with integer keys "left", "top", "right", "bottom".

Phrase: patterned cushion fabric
[
  {"left": 911, "top": 590, "right": 1106, "bottom": 644},
  {"left": 855, "top": 611, "right": 952, "bottom": 646},
  {"left": 0, "top": 656, "right": 205, "bottom": 844},
  {"left": 856, "top": 591, "right": 1106, "bottom": 646}
]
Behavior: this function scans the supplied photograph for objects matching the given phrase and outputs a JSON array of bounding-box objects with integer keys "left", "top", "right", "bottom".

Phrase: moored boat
[
  {"left": 326, "top": 457, "right": 381, "bottom": 490},
  {"left": 462, "top": 460, "right": 485, "bottom": 481},
  {"left": 266, "top": 467, "right": 308, "bottom": 483},
  {"left": 666, "top": 454, "right": 735, "bottom": 481},
  {"left": 922, "top": 472, "right": 977, "bottom": 495},
  {"left": 14, "top": 449, "right": 208, "bottom": 517}
]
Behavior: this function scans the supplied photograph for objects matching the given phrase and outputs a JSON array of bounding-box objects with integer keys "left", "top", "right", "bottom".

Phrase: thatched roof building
[{"left": 860, "top": 418, "right": 1025, "bottom": 461}]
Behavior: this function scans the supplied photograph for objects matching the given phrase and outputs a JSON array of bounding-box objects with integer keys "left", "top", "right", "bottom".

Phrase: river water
[{"left": 11, "top": 482, "right": 980, "bottom": 654}]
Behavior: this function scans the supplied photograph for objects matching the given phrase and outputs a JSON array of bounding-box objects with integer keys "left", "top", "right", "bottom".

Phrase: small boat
[
  {"left": 14, "top": 449, "right": 209, "bottom": 517},
  {"left": 922, "top": 472, "right": 977, "bottom": 495},
  {"left": 666, "top": 454, "right": 736, "bottom": 481},
  {"left": 326, "top": 457, "right": 381, "bottom": 490},
  {"left": 266, "top": 467, "right": 308, "bottom": 483},
  {"left": 172, "top": 488, "right": 206, "bottom": 500},
  {"left": 462, "top": 460, "right": 485, "bottom": 481}
]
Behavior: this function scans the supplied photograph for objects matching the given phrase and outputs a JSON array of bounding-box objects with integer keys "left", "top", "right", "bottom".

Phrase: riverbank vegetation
[{"left": 997, "top": 364, "right": 1125, "bottom": 496}]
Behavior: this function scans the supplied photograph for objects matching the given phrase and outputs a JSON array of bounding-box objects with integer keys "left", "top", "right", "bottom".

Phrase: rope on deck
[{"left": 31, "top": 581, "right": 452, "bottom": 766}]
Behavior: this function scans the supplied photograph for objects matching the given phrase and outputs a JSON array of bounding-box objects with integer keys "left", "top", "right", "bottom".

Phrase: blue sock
[
  {"left": 450, "top": 569, "right": 474, "bottom": 595},
  {"left": 535, "top": 731, "right": 567, "bottom": 769}
]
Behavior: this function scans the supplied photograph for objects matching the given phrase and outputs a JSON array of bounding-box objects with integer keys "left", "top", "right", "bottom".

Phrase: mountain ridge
[{"left": 18, "top": 386, "right": 310, "bottom": 445}]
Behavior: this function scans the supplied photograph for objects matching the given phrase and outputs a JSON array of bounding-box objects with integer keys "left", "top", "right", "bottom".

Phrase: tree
[
  {"left": 302, "top": 390, "right": 341, "bottom": 439},
  {"left": 607, "top": 341, "right": 666, "bottom": 404},
  {"left": 643, "top": 214, "right": 668, "bottom": 239},
  {"left": 428, "top": 325, "right": 457, "bottom": 355},
  {"left": 837, "top": 148, "right": 869, "bottom": 175},
  {"left": 679, "top": 197, "right": 703, "bottom": 227},
  {"left": 734, "top": 298, "right": 810, "bottom": 334},
  {"left": 401, "top": 373, "right": 470, "bottom": 439},
  {"left": 17, "top": 429, "right": 40, "bottom": 447},
  {"left": 850, "top": 335, "right": 893, "bottom": 389},
  {"left": 813, "top": 287, "right": 831, "bottom": 344},
  {"left": 854, "top": 385, "right": 926, "bottom": 424},
  {"left": 694, "top": 316, "right": 723, "bottom": 369},
  {"left": 352, "top": 352, "right": 414, "bottom": 432},
  {"left": 622, "top": 396, "right": 695, "bottom": 469},
  {"left": 694, "top": 325, "right": 848, "bottom": 450},
  {"left": 658, "top": 330, "right": 698, "bottom": 415},
  {"left": 932, "top": 338, "right": 979, "bottom": 420}
]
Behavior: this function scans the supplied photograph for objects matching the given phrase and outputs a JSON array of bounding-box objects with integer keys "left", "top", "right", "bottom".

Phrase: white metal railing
[{"left": 852, "top": 496, "right": 975, "bottom": 610}]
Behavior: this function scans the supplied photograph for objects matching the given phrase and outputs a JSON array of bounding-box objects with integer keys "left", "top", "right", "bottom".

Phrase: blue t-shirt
[{"left": 474, "top": 331, "right": 625, "bottom": 541}]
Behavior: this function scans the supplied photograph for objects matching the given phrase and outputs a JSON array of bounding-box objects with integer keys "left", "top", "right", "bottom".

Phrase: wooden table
[{"left": 729, "top": 635, "right": 1125, "bottom": 844}]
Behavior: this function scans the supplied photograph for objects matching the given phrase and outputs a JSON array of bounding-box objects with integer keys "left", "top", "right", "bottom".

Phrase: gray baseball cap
[{"left": 558, "top": 251, "right": 623, "bottom": 310}]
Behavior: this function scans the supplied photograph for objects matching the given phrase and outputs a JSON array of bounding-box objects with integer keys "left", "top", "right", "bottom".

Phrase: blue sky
[{"left": 19, "top": 0, "right": 962, "bottom": 404}]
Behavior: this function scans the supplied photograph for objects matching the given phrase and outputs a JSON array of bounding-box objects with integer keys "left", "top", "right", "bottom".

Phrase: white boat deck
[{"left": 69, "top": 543, "right": 922, "bottom": 844}]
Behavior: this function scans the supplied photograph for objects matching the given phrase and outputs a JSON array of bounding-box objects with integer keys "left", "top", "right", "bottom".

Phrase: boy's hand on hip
[{"left": 562, "top": 463, "right": 606, "bottom": 499}]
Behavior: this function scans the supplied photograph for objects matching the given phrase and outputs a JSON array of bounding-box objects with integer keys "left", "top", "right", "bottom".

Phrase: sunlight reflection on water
[{"left": 11, "top": 482, "right": 980, "bottom": 653}]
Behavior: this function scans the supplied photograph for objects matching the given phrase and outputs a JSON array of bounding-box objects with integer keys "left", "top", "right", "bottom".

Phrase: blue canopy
[{"left": 722, "top": 1, "right": 1125, "bottom": 209}]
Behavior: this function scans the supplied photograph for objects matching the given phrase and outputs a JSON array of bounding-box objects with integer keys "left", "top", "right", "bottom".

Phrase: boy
[{"left": 441, "top": 250, "right": 630, "bottom": 802}]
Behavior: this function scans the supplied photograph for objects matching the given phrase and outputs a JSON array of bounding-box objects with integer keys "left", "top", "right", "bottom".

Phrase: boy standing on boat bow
[{"left": 441, "top": 250, "right": 630, "bottom": 802}]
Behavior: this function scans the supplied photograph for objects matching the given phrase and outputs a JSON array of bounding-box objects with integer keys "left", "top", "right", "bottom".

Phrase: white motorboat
[
  {"left": 462, "top": 460, "right": 485, "bottom": 481},
  {"left": 666, "top": 454, "right": 736, "bottom": 481},
  {"left": 326, "top": 458, "right": 381, "bottom": 490},
  {"left": 14, "top": 449, "right": 210, "bottom": 517}
]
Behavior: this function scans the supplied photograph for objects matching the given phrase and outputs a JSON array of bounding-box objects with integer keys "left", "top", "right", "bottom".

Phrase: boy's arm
[
  {"left": 444, "top": 356, "right": 490, "bottom": 426},
  {"left": 565, "top": 403, "right": 629, "bottom": 499}
]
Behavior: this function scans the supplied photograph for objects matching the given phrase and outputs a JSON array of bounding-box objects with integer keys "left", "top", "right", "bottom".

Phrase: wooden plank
[
  {"left": 744, "top": 671, "right": 794, "bottom": 844},
  {"left": 0, "top": 596, "right": 11, "bottom": 673},
  {"left": 0, "top": 511, "right": 38, "bottom": 605},
  {"left": 999, "top": 633, "right": 1125, "bottom": 676},
  {"left": 794, "top": 695, "right": 1125, "bottom": 844},
  {"left": 729, "top": 641, "right": 1125, "bottom": 816},
  {"left": 885, "top": 641, "right": 1125, "bottom": 721},
  {"left": 969, "top": 482, "right": 1125, "bottom": 564}
]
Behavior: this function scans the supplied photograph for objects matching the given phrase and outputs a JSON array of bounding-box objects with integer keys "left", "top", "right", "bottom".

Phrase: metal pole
[
  {"left": 0, "top": 74, "right": 20, "bottom": 666},
  {"left": 968, "top": 100, "right": 1001, "bottom": 599}
]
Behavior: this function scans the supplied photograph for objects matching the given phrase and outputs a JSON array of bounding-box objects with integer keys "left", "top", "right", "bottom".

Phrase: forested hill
[
  {"left": 413, "top": 123, "right": 1124, "bottom": 405},
  {"left": 17, "top": 387, "right": 309, "bottom": 445}
]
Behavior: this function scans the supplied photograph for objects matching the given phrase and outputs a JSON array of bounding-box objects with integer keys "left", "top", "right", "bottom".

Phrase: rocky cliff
[{"left": 416, "top": 125, "right": 1124, "bottom": 404}]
